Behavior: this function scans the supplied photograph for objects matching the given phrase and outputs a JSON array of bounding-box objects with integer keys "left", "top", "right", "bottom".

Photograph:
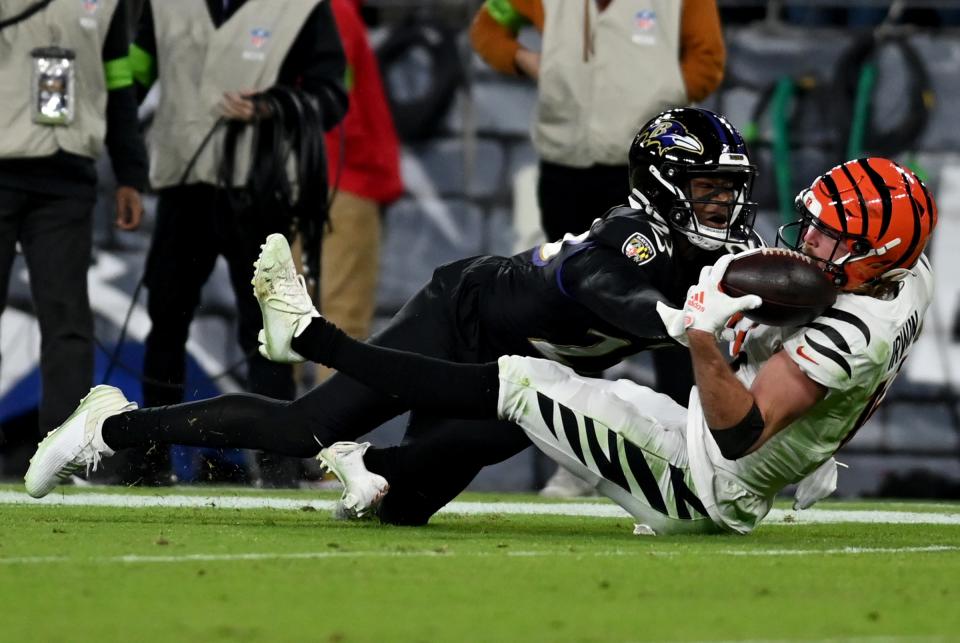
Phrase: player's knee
[{"left": 377, "top": 490, "right": 433, "bottom": 526}]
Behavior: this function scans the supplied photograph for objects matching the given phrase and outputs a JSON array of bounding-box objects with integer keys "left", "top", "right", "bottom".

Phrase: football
[{"left": 720, "top": 248, "right": 838, "bottom": 326}]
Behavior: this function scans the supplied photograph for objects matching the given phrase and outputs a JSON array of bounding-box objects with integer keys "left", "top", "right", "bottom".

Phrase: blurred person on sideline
[
  {"left": 470, "top": 0, "right": 727, "bottom": 494},
  {"left": 119, "top": 0, "right": 347, "bottom": 486},
  {"left": 470, "top": 0, "right": 725, "bottom": 242},
  {"left": 0, "top": 0, "right": 145, "bottom": 470}
]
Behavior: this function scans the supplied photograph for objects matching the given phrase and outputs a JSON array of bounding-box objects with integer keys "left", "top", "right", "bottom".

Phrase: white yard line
[
  {"left": 3, "top": 490, "right": 959, "bottom": 566},
  {"left": 0, "top": 545, "right": 958, "bottom": 566},
  {"left": 1, "top": 490, "right": 959, "bottom": 525}
]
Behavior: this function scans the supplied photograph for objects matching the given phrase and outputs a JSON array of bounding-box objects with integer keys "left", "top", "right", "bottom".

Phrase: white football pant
[{"left": 496, "top": 355, "right": 720, "bottom": 535}]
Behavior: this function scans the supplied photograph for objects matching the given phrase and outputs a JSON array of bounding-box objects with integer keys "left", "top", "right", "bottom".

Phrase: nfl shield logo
[
  {"left": 631, "top": 10, "right": 657, "bottom": 44},
  {"left": 81, "top": 0, "right": 99, "bottom": 13},
  {"left": 250, "top": 28, "right": 271, "bottom": 49},
  {"left": 634, "top": 10, "right": 656, "bottom": 31}
]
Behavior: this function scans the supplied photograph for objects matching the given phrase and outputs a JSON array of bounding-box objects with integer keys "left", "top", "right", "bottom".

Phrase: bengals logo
[{"left": 636, "top": 120, "right": 704, "bottom": 156}]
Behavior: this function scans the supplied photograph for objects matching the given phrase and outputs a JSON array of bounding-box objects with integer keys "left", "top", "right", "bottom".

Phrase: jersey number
[{"left": 840, "top": 338, "right": 916, "bottom": 449}]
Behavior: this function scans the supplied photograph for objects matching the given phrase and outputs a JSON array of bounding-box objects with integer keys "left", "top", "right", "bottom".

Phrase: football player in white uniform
[
  {"left": 675, "top": 156, "right": 937, "bottom": 532},
  {"left": 25, "top": 158, "right": 938, "bottom": 536}
]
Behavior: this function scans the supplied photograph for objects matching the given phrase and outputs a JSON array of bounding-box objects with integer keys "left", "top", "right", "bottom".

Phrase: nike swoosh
[{"left": 796, "top": 345, "right": 819, "bottom": 365}]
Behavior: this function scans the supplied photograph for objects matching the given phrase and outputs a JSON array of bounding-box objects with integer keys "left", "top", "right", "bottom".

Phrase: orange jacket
[{"left": 469, "top": 0, "right": 725, "bottom": 102}]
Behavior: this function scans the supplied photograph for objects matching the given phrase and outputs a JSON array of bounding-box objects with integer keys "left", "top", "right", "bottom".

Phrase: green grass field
[{"left": 2, "top": 484, "right": 959, "bottom": 642}]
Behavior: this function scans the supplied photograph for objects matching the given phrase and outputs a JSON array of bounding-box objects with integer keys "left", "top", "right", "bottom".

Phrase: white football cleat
[
  {"left": 317, "top": 441, "right": 389, "bottom": 519},
  {"left": 252, "top": 233, "right": 320, "bottom": 363},
  {"left": 24, "top": 385, "right": 138, "bottom": 498}
]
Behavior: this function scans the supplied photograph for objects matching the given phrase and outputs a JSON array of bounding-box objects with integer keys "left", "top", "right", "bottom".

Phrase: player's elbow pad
[{"left": 709, "top": 403, "right": 764, "bottom": 460}]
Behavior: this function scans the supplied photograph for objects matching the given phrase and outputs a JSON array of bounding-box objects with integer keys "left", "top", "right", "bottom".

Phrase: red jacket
[{"left": 326, "top": 0, "right": 403, "bottom": 205}]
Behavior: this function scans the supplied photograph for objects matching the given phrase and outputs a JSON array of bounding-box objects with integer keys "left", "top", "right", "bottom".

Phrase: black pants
[
  {"left": 130, "top": 184, "right": 296, "bottom": 484},
  {"left": 106, "top": 258, "right": 530, "bottom": 522},
  {"left": 537, "top": 160, "right": 629, "bottom": 241},
  {"left": 0, "top": 187, "right": 94, "bottom": 437}
]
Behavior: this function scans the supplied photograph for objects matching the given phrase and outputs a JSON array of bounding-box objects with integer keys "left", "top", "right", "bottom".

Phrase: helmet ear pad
[
  {"left": 670, "top": 207, "right": 691, "bottom": 227},
  {"left": 850, "top": 238, "right": 872, "bottom": 256},
  {"left": 630, "top": 162, "right": 677, "bottom": 217}
]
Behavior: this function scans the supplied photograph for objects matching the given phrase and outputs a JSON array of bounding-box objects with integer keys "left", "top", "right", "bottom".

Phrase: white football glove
[
  {"left": 682, "top": 254, "right": 763, "bottom": 339},
  {"left": 656, "top": 300, "right": 689, "bottom": 347}
]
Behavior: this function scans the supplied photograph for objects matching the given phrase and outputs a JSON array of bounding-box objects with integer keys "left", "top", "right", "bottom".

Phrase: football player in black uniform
[{"left": 25, "top": 108, "right": 763, "bottom": 523}]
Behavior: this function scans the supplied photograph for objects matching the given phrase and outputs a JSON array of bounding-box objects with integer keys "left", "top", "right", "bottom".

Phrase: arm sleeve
[
  {"left": 129, "top": 2, "right": 157, "bottom": 102},
  {"left": 469, "top": 0, "right": 535, "bottom": 75},
  {"left": 679, "top": 0, "right": 725, "bottom": 102},
  {"left": 102, "top": 1, "right": 148, "bottom": 190},
  {"left": 104, "top": 87, "right": 148, "bottom": 190},
  {"left": 560, "top": 249, "right": 676, "bottom": 342},
  {"left": 100, "top": 0, "right": 130, "bottom": 62},
  {"left": 280, "top": 2, "right": 349, "bottom": 131}
]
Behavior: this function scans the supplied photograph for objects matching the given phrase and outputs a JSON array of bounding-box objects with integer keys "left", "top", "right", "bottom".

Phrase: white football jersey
[{"left": 687, "top": 256, "right": 934, "bottom": 533}]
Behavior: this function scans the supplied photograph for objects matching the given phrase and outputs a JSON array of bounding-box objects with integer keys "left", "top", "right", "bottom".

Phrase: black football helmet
[{"left": 628, "top": 107, "right": 758, "bottom": 250}]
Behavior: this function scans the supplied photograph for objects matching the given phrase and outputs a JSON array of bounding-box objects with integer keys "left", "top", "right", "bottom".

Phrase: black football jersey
[{"left": 455, "top": 207, "right": 763, "bottom": 373}]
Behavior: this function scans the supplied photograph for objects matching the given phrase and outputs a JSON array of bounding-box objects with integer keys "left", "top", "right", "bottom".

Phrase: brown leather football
[{"left": 720, "top": 248, "right": 838, "bottom": 326}]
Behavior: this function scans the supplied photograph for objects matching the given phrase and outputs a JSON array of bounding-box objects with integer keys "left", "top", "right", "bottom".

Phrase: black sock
[
  {"left": 101, "top": 393, "right": 321, "bottom": 457},
  {"left": 292, "top": 318, "right": 500, "bottom": 419}
]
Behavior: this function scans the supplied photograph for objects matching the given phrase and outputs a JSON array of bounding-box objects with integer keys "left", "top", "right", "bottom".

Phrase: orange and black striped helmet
[{"left": 778, "top": 158, "right": 937, "bottom": 290}]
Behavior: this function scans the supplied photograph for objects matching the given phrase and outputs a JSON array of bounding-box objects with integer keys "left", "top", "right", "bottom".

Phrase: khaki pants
[{"left": 294, "top": 191, "right": 382, "bottom": 385}]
